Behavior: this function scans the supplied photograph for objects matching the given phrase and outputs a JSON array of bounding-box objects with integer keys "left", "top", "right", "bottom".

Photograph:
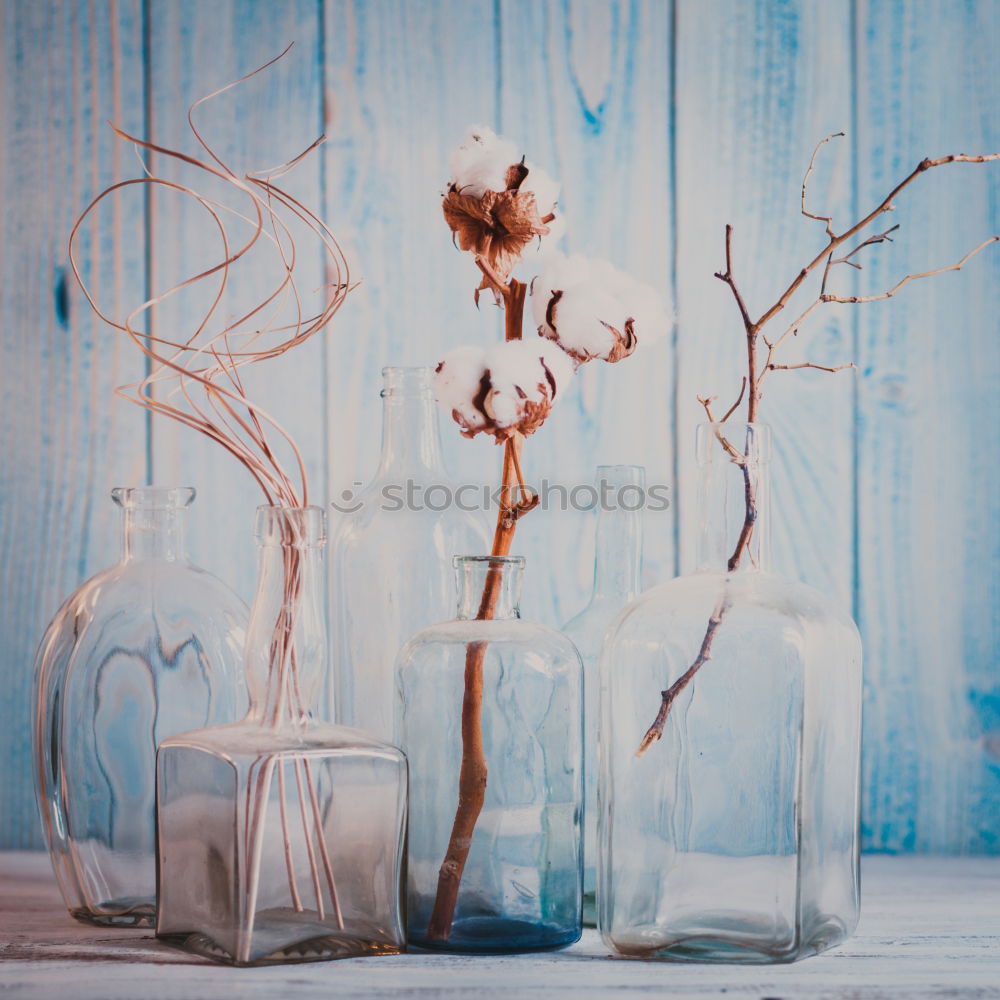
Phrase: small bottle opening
[
  {"left": 111, "top": 486, "right": 196, "bottom": 510},
  {"left": 381, "top": 366, "right": 434, "bottom": 399},
  {"left": 255, "top": 506, "right": 327, "bottom": 547}
]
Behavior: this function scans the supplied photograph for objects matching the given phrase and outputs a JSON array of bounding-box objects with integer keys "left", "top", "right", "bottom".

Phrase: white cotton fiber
[
  {"left": 448, "top": 126, "right": 520, "bottom": 198},
  {"left": 433, "top": 345, "right": 489, "bottom": 431},
  {"left": 531, "top": 253, "right": 670, "bottom": 360},
  {"left": 520, "top": 161, "right": 560, "bottom": 216},
  {"left": 482, "top": 338, "right": 575, "bottom": 428}
]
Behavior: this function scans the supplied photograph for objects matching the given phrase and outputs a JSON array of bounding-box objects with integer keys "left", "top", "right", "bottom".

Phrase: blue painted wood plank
[
  {"left": 321, "top": 0, "right": 500, "bottom": 579},
  {"left": 0, "top": 0, "right": 148, "bottom": 847},
  {"left": 673, "top": 0, "right": 856, "bottom": 608},
  {"left": 497, "top": 0, "right": 676, "bottom": 625},
  {"left": 145, "top": 0, "right": 327, "bottom": 604},
  {"left": 854, "top": 0, "right": 1000, "bottom": 853}
]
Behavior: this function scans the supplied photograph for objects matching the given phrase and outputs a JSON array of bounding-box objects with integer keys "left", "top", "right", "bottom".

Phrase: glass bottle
[
  {"left": 599, "top": 424, "right": 861, "bottom": 963},
  {"left": 156, "top": 506, "right": 407, "bottom": 966},
  {"left": 397, "top": 555, "right": 583, "bottom": 953},
  {"left": 32, "top": 486, "right": 247, "bottom": 927},
  {"left": 331, "top": 367, "right": 490, "bottom": 740},
  {"left": 562, "top": 465, "right": 644, "bottom": 926}
]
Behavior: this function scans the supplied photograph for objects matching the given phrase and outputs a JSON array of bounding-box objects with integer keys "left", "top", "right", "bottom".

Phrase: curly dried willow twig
[
  {"left": 68, "top": 47, "right": 352, "bottom": 954},
  {"left": 69, "top": 43, "right": 351, "bottom": 512}
]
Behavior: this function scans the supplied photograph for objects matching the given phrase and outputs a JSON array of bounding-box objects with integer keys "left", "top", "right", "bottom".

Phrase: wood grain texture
[
  {"left": 2, "top": 852, "right": 999, "bottom": 998},
  {"left": 854, "top": 0, "right": 1000, "bottom": 853},
  {"left": 0, "top": 0, "right": 997, "bottom": 854},
  {"left": 145, "top": 0, "right": 327, "bottom": 604},
  {"left": 321, "top": 0, "right": 500, "bottom": 562},
  {"left": 498, "top": 0, "right": 676, "bottom": 625},
  {"left": 0, "top": 0, "right": 148, "bottom": 849},
  {"left": 673, "top": 0, "right": 856, "bottom": 607}
]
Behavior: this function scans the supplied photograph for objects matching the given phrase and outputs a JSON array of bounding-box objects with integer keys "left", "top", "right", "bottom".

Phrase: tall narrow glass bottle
[
  {"left": 562, "top": 465, "right": 644, "bottom": 925},
  {"left": 331, "top": 367, "right": 490, "bottom": 740},
  {"left": 157, "top": 506, "right": 407, "bottom": 966},
  {"left": 599, "top": 425, "right": 861, "bottom": 963},
  {"left": 397, "top": 556, "right": 583, "bottom": 953},
  {"left": 33, "top": 487, "right": 247, "bottom": 926}
]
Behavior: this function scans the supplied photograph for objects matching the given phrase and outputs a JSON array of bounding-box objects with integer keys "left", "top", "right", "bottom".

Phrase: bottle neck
[
  {"left": 695, "top": 423, "right": 771, "bottom": 573},
  {"left": 374, "top": 367, "right": 448, "bottom": 480},
  {"left": 591, "top": 465, "right": 644, "bottom": 601},
  {"left": 245, "top": 507, "right": 327, "bottom": 729},
  {"left": 113, "top": 486, "right": 192, "bottom": 563},
  {"left": 455, "top": 556, "right": 524, "bottom": 621}
]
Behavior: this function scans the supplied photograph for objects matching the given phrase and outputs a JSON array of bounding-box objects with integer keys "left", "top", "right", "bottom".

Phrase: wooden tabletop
[{"left": 1, "top": 853, "right": 997, "bottom": 999}]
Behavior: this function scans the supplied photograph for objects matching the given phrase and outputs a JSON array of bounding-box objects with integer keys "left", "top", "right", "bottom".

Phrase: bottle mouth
[
  {"left": 696, "top": 422, "right": 772, "bottom": 464},
  {"left": 453, "top": 555, "right": 526, "bottom": 569},
  {"left": 255, "top": 505, "right": 327, "bottom": 546},
  {"left": 381, "top": 366, "right": 434, "bottom": 398},
  {"left": 112, "top": 486, "right": 196, "bottom": 510}
]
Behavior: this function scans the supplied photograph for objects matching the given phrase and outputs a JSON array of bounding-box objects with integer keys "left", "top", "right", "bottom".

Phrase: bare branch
[
  {"left": 835, "top": 224, "right": 901, "bottom": 266},
  {"left": 757, "top": 152, "right": 1000, "bottom": 330},
  {"left": 636, "top": 595, "right": 731, "bottom": 757},
  {"left": 822, "top": 237, "right": 998, "bottom": 304},
  {"left": 713, "top": 224, "right": 754, "bottom": 333},
  {"left": 766, "top": 361, "right": 856, "bottom": 374},
  {"left": 721, "top": 377, "right": 748, "bottom": 422},
  {"left": 801, "top": 132, "right": 845, "bottom": 238}
]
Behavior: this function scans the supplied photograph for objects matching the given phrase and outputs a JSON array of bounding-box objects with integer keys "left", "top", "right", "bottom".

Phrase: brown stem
[{"left": 426, "top": 275, "right": 533, "bottom": 942}]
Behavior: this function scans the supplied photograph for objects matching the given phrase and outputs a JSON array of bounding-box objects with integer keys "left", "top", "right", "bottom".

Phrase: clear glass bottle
[
  {"left": 331, "top": 367, "right": 490, "bottom": 740},
  {"left": 599, "top": 424, "right": 861, "bottom": 963},
  {"left": 156, "top": 506, "right": 407, "bottom": 966},
  {"left": 562, "top": 465, "right": 644, "bottom": 926},
  {"left": 397, "top": 555, "right": 583, "bottom": 953},
  {"left": 32, "top": 486, "right": 247, "bottom": 927}
]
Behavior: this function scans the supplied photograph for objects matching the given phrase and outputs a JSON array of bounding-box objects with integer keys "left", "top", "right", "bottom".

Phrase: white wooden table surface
[{"left": 1, "top": 853, "right": 997, "bottom": 999}]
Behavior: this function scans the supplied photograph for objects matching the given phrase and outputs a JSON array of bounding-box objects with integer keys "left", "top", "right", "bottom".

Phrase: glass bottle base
[
  {"left": 410, "top": 916, "right": 580, "bottom": 954},
  {"left": 70, "top": 901, "right": 156, "bottom": 928},
  {"left": 159, "top": 915, "right": 403, "bottom": 967},
  {"left": 605, "top": 913, "right": 851, "bottom": 964}
]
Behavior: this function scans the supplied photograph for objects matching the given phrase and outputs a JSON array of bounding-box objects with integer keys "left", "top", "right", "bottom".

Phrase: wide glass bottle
[
  {"left": 599, "top": 424, "right": 861, "bottom": 963},
  {"left": 157, "top": 506, "right": 407, "bottom": 966},
  {"left": 562, "top": 465, "right": 644, "bottom": 925},
  {"left": 397, "top": 555, "right": 583, "bottom": 953},
  {"left": 331, "top": 367, "right": 490, "bottom": 740},
  {"left": 32, "top": 486, "right": 247, "bottom": 927}
]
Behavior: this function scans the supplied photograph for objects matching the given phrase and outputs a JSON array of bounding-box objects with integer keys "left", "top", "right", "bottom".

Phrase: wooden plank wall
[{"left": 0, "top": 0, "right": 996, "bottom": 853}]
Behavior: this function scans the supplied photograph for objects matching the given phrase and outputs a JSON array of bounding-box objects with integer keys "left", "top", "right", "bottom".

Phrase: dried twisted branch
[
  {"left": 637, "top": 139, "right": 1000, "bottom": 756},
  {"left": 69, "top": 47, "right": 351, "bottom": 950}
]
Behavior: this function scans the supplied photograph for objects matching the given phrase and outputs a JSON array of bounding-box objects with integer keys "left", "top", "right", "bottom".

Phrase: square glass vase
[{"left": 156, "top": 721, "right": 407, "bottom": 966}]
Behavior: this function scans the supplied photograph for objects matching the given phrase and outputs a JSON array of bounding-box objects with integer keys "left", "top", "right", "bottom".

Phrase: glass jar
[
  {"left": 32, "top": 486, "right": 247, "bottom": 927},
  {"left": 156, "top": 506, "right": 407, "bottom": 966},
  {"left": 397, "top": 555, "right": 583, "bottom": 953},
  {"left": 599, "top": 424, "right": 861, "bottom": 963},
  {"left": 562, "top": 465, "right": 644, "bottom": 925},
  {"left": 331, "top": 367, "right": 490, "bottom": 741}
]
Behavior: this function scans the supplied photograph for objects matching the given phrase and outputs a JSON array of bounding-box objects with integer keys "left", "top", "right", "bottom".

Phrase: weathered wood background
[{"left": 0, "top": 0, "right": 996, "bottom": 852}]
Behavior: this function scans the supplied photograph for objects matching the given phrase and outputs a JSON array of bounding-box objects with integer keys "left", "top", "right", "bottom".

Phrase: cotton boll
[
  {"left": 521, "top": 161, "right": 560, "bottom": 216},
  {"left": 433, "top": 345, "right": 489, "bottom": 435},
  {"left": 448, "top": 126, "right": 520, "bottom": 198},
  {"left": 547, "top": 286, "right": 626, "bottom": 360},
  {"left": 531, "top": 252, "right": 670, "bottom": 362},
  {"left": 483, "top": 338, "right": 575, "bottom": 432}
]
